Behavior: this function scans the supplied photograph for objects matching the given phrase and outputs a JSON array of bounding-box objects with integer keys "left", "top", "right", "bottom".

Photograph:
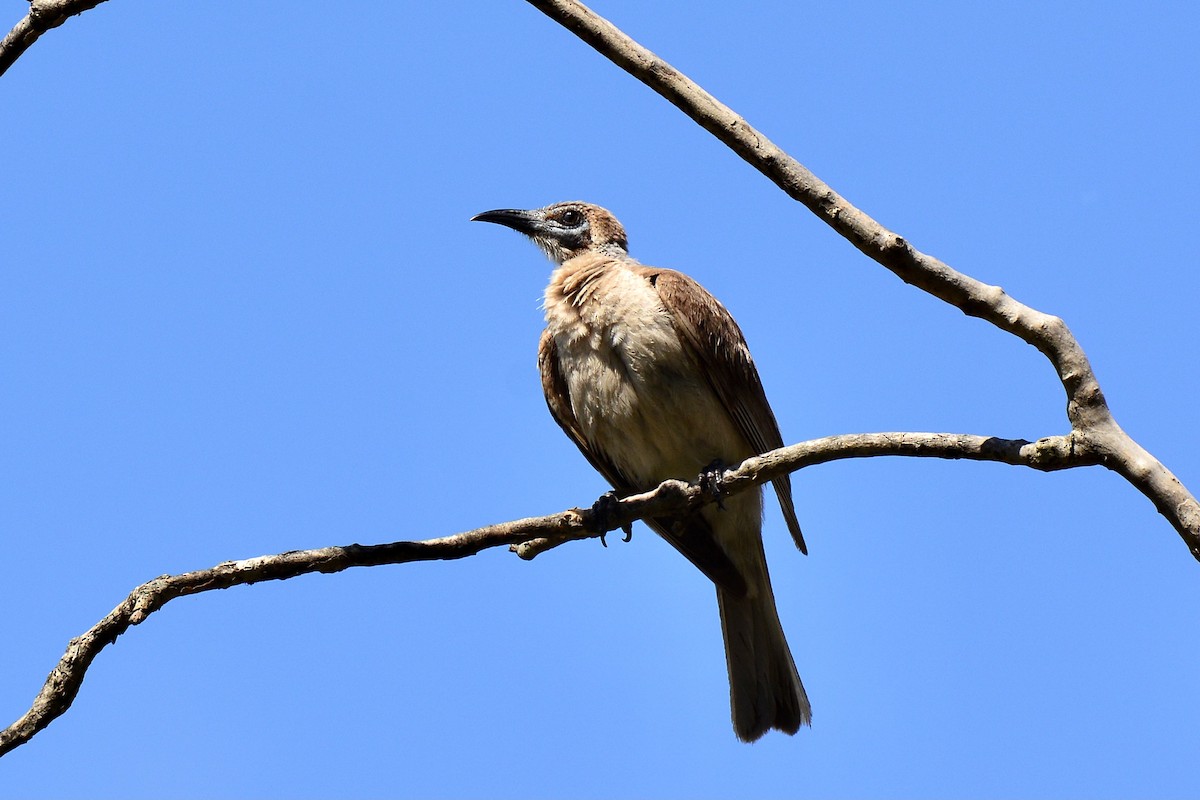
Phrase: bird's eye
[{"left": 558, "top": 209, "right": 584, "bottom": 227}]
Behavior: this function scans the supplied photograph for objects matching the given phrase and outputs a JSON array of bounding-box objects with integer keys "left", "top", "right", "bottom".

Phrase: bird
[{"left": 472, "top": 201, "right": 809, "bottom": 742}]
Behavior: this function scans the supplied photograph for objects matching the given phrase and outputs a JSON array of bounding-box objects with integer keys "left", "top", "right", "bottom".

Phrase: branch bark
[
  {"left": 0, "top": 429, "right": 1097, "bottom": 757},
  {"left": 523, "top": 0, "right": 1200, "bottom": 558},
  {"left": 0, "top": 0, "right": 108, "bottom": 77}
]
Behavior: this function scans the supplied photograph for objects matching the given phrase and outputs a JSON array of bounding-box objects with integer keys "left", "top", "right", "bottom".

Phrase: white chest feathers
[{"left": 543, "top": 256, "right": 749, "bottom": 485}]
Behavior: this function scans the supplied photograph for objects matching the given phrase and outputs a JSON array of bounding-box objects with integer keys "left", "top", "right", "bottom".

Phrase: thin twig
[{"left": 0, "top": 512, "right": 588, "bottom": 757}]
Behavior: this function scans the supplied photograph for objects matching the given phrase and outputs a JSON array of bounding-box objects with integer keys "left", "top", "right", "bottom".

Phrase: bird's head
[{"left": 471, "top": 201, "right": 628, "bottom": 264}]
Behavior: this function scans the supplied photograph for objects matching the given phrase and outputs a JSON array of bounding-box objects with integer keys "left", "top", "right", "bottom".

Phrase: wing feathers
[{"left": 646, "top": 269, "right": 807, "bottom": 554}]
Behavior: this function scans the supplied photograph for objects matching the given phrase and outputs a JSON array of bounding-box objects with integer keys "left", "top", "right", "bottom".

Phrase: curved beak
[{"left": 471, "top": 208, "right": 540, "bottom": 234}]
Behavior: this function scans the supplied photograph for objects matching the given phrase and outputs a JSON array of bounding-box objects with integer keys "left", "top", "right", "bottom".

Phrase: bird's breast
[{"left": 544, "top": 259, "right": 749, "bottom": 487}]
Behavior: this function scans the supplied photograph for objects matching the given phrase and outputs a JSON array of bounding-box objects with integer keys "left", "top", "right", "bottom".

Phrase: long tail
[{"left": 717, "top": 574, "right": 810, "bottom": 742}]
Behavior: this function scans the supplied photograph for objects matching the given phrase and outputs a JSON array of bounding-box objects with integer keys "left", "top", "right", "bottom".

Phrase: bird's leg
[
  {"left": 699, "top": 459, "right": 728, "bottom": 511},
  {"left": 588, "top": 490, "right": 633, "bottom": 546}
]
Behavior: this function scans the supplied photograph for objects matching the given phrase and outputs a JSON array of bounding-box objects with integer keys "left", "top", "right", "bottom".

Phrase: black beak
[{"left": 471, "top": 208, "right": 540, "bottom": 234}]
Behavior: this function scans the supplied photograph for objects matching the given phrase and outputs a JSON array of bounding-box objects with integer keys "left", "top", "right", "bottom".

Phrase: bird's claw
[
  {"left": 589, "top": 491, "right": 632, "bottom": 547},
  {"left": 699, "top": 459, "right": 728, "bottom": 511}
]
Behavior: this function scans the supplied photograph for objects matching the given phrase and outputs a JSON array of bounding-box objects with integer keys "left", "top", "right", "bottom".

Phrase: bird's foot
[
  {"left": 589, "top": 491, "right": 633, "bottom": 547},
  {"left": 699, "top": 460, "right": 728, "bottom": 511}
]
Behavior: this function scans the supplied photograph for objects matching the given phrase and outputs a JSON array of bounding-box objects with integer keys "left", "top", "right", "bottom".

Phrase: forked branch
[
  {"left": 524, "top": 0, "right": 1200, "bottom": 557},
  {"left": 1, "top": 0, "right": 1194, "bottom": 761}
]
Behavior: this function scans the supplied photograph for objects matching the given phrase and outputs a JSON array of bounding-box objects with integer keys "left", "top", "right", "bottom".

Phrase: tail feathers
[{"left": 717, "top": 586, "right": 811, "bottom": 742}]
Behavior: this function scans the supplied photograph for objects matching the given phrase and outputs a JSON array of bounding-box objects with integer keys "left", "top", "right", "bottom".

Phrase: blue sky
[{"left": 2, "top": 1, "right": 1198, "bottom": 797}]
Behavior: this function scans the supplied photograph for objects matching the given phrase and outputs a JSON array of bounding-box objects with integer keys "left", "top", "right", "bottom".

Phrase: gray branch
[
  {"left": 524, "top": 0, "right": 1200, "bottom": 558},
  {"left": 0, "top": 429, "right": 1095, "bottom": 757}
]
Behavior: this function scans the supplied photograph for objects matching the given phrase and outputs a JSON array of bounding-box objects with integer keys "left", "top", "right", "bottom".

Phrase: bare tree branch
[
  {"left": 0, "top": 511, "right": 592, "bottom": 759},
  {"left": 0, "top": 428, "right": 1098, "bottom": 757},
  {"left": 513, "top": 431, "right": 1096, "bottom": 559},
  {"left": 0, "top": 0, "right": 108, "bottom": 77},
  {"left": 3, "top": 0, "right": 1193, "bottom": 762},
  {"left": 523, "top": 0, "right": 1200, "bottom": 559}
]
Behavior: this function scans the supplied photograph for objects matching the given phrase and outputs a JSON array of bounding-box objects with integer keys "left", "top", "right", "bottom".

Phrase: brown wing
[
  {"left": 538, "top": 328, "right": 748, "bottom": 595},
  {"left": 646, "top": 269, "right": 807, "bottom": 554}
]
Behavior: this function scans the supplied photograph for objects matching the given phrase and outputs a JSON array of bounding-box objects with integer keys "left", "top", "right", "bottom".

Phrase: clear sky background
[{"left": 2, "top": 2, "right": 1198, "bottom": 797}]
